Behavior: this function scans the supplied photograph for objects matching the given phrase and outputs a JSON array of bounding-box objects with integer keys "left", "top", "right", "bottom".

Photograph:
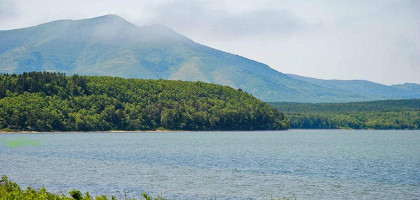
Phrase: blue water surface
[{"left": 0, "top": 130, "right": 419, "bottom": 199}]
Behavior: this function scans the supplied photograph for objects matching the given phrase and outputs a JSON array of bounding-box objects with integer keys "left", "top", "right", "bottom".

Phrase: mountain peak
[
  {"left": 88, "top": 14, "right": 127, "bottom": 22},
  {"left": 97, "top": 14, "right": 122, "bottom": 19},
  {"left": 78, "top": 14, "right": 135, "bottom": 26},
  {"left": 2, "top": 15, "right": 418, "bottom": 102},
  {"left": 74, "top": 15, "right": 190, "bottom": 43}
]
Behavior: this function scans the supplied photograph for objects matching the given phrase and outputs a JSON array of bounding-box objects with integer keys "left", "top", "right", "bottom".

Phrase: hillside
[
  {"left": 287, "top": 74, "right": 420, "bottom": 99},
  {"left": 391, "top": 83, "right": 420, "bottom": 97},
  {"left": 0, "top": 72, "right": 288, "bottom": 131},
  {"left": 268, "top": 99, "right": 420, "bottom": 129},
  {"left": 0, "top": 14, "right": 392, "bottom": 103}
]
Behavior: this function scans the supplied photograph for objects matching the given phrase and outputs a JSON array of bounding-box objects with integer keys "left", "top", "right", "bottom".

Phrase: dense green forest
[
  {"left": 268, "top": 100, "right": 420, "bottom": 129},
  {"left": 0, "top": 72, "right": 288, "bottom": 131}
]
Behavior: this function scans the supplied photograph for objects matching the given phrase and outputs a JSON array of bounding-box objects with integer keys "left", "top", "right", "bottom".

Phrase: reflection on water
[{"left": 1, "top": 137, "right": 44, "bottom": 148}]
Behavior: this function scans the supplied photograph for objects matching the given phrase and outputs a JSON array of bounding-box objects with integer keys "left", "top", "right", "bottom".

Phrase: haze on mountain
[
  {"left": 0, "top": 15, "right": 418, "bottom": 102},
  {"left": 287, "top": 74, "right": 420, "bottom": 100}
]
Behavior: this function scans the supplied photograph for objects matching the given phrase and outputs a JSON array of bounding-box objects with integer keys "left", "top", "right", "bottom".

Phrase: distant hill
[
  {"left": 267, "top": 99, "right": 420, "bottom": 129},
  {"left": 0, "top": 15, "right": 417, "bottom": 103},
  {"left": 268, "top": 99, "right": 420, "bottom": 113},
  {"left": 0, "top": 72, "right": 288, "bottom": 131},
  {"left": 287, "top": 74, "right": 420, "bottom": 99},
  {"left": 391, "top": 83, "right": 420, "bottom": 97}
]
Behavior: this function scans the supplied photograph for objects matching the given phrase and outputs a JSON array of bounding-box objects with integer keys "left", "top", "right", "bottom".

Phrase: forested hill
[
  {"left": 268, "top": 99, "right": 420, "bottom": 113},
  {"left": 0, "top": 72, "right": 288, "bottom": 131},
  {"left": 268, "top": 100, "right": 420, "bottom": 129}
]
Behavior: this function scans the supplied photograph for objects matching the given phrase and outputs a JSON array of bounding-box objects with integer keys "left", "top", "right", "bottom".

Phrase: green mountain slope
[
  {"left": 287, "top": 74, "right": 420, "bottom": 99},
  {"left": 0, "top": 72, "right": 288, "bottom": 131},
  {"left": 0, "top": 15, "right": 413, "bottom": 103}
]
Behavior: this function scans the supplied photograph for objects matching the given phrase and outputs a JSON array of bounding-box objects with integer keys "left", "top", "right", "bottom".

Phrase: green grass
[
  {"left": 0, "top": 175, "right": 165, "bottom": 200},
  {"left": 0, "top": 175, "right": 296, "bottom": 200},
  {"left": 0, "top": 128, "right": 20, "bottom": 132}
]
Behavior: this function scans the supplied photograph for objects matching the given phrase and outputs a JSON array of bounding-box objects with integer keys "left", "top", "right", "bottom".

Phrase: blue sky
[{"left": 1, "top": 0, "right": 419, "bottom": 84}]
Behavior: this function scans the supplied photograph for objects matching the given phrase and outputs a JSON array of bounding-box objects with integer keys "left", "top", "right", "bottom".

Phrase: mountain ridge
[
  {"left": 286, "top": 74, "right": 420, "bottom": 100},
  {"left": 0, "top": 15, "right": 418, "bottom": 102}
]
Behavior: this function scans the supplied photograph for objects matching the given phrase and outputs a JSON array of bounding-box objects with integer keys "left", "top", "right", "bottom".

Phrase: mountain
[
  {"left": 287, "top": 74, "right": 420, "bottom": 99},
  {"left": 0, "top": 15, "right": 416, "bottom": 103},
  {"left": 391, "top": 83, "right": 420, "bottom": 97}
]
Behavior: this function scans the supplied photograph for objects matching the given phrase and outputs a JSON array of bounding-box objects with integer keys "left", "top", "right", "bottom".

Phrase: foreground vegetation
[
  {"left": 268, "top": 99, "right": 420, "bottom": 129},
  {"left": 0, "top": 175, "right": 164, "bottom": 200},
  {"left": 0, "top": 72, "right": 288, "bottom": 131},
  {"left": 0, "top": 175, "right": 295, "bottom": 200}
]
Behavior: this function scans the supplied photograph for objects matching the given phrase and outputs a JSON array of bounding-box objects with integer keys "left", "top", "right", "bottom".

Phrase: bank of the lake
[
  {"left": 1, "top": 130, "right": 418, "bottom": 199},
  {"left": 0, "top": 130, "right": 180, "bottom": 134}
]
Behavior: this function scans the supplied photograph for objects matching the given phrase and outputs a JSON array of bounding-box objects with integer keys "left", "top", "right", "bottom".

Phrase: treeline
[
  {"left": 268, "top": 100, "right": 420, "bottom": 129},
  {"left": 269, "top": 100, "right": 420, "bottom": 113},
  {"left": 0, "top": 72, "right": 288, "bottom": 131}
]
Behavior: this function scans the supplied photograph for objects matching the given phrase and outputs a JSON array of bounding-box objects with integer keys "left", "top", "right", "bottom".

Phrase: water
[{"left": 0, "top": 130, "right": 419, "bottom": 199}]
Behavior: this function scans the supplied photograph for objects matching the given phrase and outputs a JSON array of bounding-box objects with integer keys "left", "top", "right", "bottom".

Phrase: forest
[
  {"left": 268, "top": 100, "right": 420, "bottom": 129},
  {"left": 0, "top": 72, "right": 288, "bottom": 131}
]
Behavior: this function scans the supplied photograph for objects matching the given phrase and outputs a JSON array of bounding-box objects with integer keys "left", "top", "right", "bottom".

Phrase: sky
[{"left": 1, "top": 0, "right": 419, "bottom": 85}]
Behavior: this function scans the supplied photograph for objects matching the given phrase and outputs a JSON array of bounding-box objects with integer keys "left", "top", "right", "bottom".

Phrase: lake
[{"left": 0, "top": 130, "right": 419, "bottom": 199}]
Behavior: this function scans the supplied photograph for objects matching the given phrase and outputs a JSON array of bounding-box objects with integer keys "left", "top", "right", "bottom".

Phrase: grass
[
  {"left": 0, "top": 128, "right": 20, "bottom": 132},
  {"left": 0, "top": 175, "right": 165, "bottom": 200},
  {"left": 0, "top": 175, "right": 296, "bottom": 200}
]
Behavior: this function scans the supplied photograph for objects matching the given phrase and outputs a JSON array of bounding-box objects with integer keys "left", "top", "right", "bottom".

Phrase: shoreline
[
  {"left": 0, "top": 130, "right": 182, "bottom": 134},
  {"left": 0, "top": 129, "right": 292, "bottom": 134},
  {"left": 1, "top": 128, "right": 417, "bottom": 134}
]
